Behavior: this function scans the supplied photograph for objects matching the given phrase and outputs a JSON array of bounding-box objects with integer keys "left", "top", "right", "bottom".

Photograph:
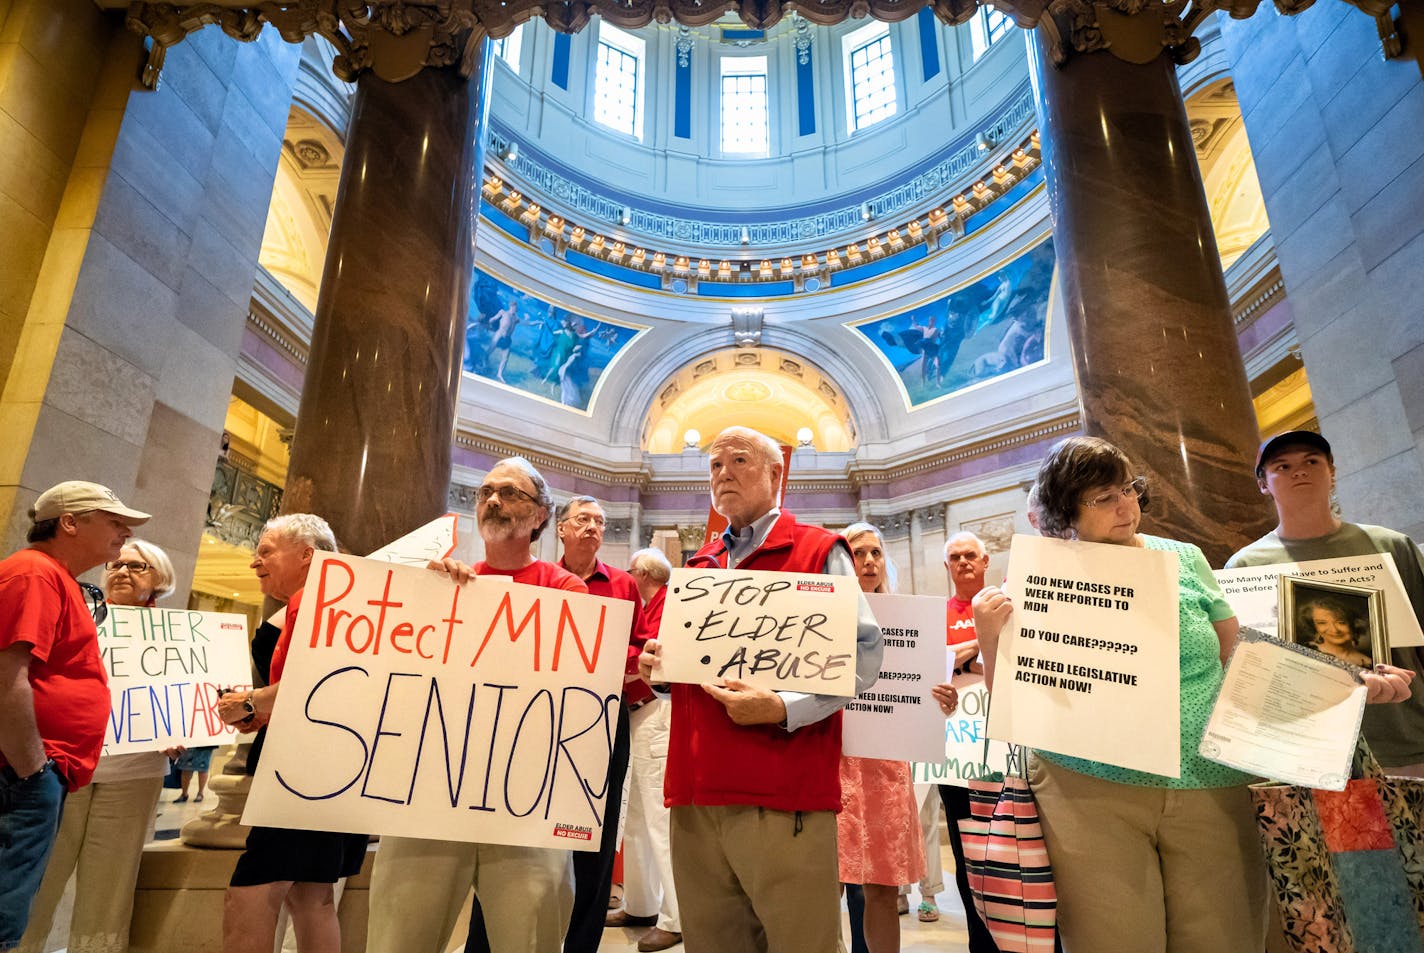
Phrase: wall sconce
[
  {"left": 717, "top": 261, "right": 732, "bottom": 278},
  {"left": 618, "top": 206, "right": 631, "bottom": 226},
  {"left": 570, "top": 225, "right": 585, "bottom": 244},
  {"left": 860, "top": 201, "right": 874, "bottom": 222},
  {"left": 631, "top": 248, "right": 646, "bottom": 265},
  {"left": 501, "top": 142, "right": 519, "bottom": 163},
  {"left": 697, "top": 259, "right": 711, "bottom": 276},
  {"left": 759, "top": 260, "right": 773, "bottom": 278},
  {"left": 802, "top": 253, "right": 819, "bottom": 268},
  {"left": 780, "top": 257, "right": 794, "bottom": 274},
  {"left": 796, "top": 427, "right": 813, "bottom": 447},
  {"left": 741, "top": 227, "right": 751, "bottom": 245},
  {"left": 684, "top": 429, "right": 701, "bottom": 450},
  {"left": 826, "top": 249, "right": 841, "bottom": 267},
  {"left": 976, "top": 131, "right": 995, "bottom": 152}
]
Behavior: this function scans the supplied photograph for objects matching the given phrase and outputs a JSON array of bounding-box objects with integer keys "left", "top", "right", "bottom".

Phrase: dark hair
[
  {"left": 1297, "top": 596, "right": 1365, "bottom": 645},
  {"left": 27, "top": 517, "right": 59, "bottom": 543},
  {"left": 1032, "top": 436, "right": 1150, "bottom": 538}
]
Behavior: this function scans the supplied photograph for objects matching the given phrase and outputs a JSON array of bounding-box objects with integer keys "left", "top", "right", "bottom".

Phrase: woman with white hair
[
  {"left": 837, "top": 522, "right": 925, "bottom": 953},
  {"left": 17, "top": 539, "right": 182, "bottom": 953}
]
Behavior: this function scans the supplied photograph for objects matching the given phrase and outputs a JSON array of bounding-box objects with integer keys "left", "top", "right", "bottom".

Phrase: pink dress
[{"left": 837, "top": 755, "right": 927, "bottom": 885}]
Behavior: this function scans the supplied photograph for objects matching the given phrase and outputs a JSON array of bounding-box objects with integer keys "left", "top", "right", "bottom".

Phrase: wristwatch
[{"left": 241, "top": 692, "right": 257, "bottom": 717}]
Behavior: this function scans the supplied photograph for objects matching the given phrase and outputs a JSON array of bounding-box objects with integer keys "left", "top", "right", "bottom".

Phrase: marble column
[
  {"left": 1030, "top": 33, "right": 1273, "bottom": 565},
  {"left": 282, "top": 52, "right": 491, "bottom": 556},
  {"left": 908, "top": 508, "right": 927, "bottom": 595}
]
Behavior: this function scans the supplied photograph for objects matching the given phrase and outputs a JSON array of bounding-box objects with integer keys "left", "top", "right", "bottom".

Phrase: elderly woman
[
  {"left": 973, "top": 437, "right": 1268, "bottom": 953},
  {"left": 17, "top": 540, "right": 181, "bottom": 953},
  {"left": 216, "top": 514, "right": 367, "bottom": 953},
  {"left": 837, "top": 522, "right": 925, "bottom": 953}
]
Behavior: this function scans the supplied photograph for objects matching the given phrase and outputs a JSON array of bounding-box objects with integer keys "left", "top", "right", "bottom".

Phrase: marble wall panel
[
  {"left": 182, "top": 267, "right": 252, "bottom": 355},
  {"left": 42, "top": 326, "right": 155, "bottom": 447},
  {"left": 91, "top": 174, "right": 194, "bottom": 292},
  {"left": 1352, "top": 153, "right": 1424, "bottom": 272}
]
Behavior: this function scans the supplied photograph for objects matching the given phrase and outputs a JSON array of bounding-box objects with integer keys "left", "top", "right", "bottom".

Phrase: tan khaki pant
[
  {"left": 16, "top": 775, "right": 163, "bottom": 953},
  {"left": 1029, "top": 755, "right": 1268, "bottom": 953},
  {"left": 670, "top": 804, "right": 840, "bottom": 953},
  {"left": 364, "top": 836, "right": 572, "bottom": 953}
]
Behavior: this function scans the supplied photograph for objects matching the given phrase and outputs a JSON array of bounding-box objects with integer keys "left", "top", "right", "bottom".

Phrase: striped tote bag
[{"left": 957, "top": 744, "right": 1058, "bottom": 952}]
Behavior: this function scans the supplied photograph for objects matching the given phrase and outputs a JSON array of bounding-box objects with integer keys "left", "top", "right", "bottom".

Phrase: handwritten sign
[
  {"left": 366, "top": 513, "right": 460, "bottom": 567},
  {"left": 987, "top": 534, "right": 1182, "bottom": 777},
  {"left": 98, "top": 607, "right": 252, "bottom": 754},
  {"left": 1199, "top": 629, "right": 1366, "bottom": 790},
  {"left": 243, "top": 552, "right": 633, "bottom": 851},
  {"left": 1215, "top": 555, "right": 1423, "bottom": 648},
  {"left": 843, "top": 594, "right": 947, "bottom": 761},
  {"left": 911, "top": 673, "right": 1014, "bottom": 787},
  {"left": 655, "top": 567, "right": 861, "bottom": 697}
]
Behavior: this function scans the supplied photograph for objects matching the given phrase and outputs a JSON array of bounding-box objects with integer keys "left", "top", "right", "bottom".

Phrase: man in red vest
[{"left": 640, "top": 427, "right": 883, "bottom": 953}]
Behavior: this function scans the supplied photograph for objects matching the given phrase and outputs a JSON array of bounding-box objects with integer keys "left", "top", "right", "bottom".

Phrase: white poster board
[
  {"left": 1214, "top": 554, "right": 1423, "bottom": 648},
  {"left": 986, "top": 534, "right": 1182, "bottom": 777},
  {"left": 911, "top": 672, "right": 1014, "bottom": 787},
  {"left": 243, "top": 552, "right": 633, "bottom": 850},
  {"left": 655, "top": 567, "right": 861, "bottom": 697},
  {"left": 366, "top": 513, "right": 460, "bottom": 566},
  {"left": 99, "top": 606, "right": 253, "bottom": 754},
  {"left": 842, "top": 593, "right": 947, "bottom": 762},
  {"left": 1199, "top": 629, "right": 1367, "bottom": 790}
]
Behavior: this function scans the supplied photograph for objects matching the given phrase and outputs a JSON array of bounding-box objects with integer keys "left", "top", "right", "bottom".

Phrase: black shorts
[{"left": 229, "top": 825, "right": 369, "bottom": 886}]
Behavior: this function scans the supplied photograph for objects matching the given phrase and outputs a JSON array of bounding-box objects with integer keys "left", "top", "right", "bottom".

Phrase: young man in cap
[
  {"left": 0, "top": 481, "right": 150, "bottom": 945},
  {"left": 1227, "top": 432, "right": 1422, "bottom": 766}
]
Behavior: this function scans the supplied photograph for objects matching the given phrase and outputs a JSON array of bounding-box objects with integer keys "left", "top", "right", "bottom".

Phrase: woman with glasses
[
  {"left": 17, "top": 540, "right": 184, "bottom": 953},
  {"left": 972, "top": 436, "right": 1268, "bottom": 953}
]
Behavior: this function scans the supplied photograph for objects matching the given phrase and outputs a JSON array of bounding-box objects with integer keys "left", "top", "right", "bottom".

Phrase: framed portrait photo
[{"left": 1278, "top": 575, "right": 1388, "bottom": 669}]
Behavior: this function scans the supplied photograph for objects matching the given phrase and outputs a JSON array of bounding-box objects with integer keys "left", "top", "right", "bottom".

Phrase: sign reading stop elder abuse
[
  {"left": 243, "top": 552, "right": 633, "bottom": 851},
  {"left": 986, "top": 534, "right": 1182, "bottom": 777},
  {"left": 842, "top": 593, "right": 946, "bottom": 762},
  {"left": 656, "top": 567, "right": 861, "bottom": 697}
]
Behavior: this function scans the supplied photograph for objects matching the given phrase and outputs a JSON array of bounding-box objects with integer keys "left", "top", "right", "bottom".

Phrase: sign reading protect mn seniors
[
  {"left": 986, "top": 534, "right": 1182, "bottom": 777},
  {"left": 842, "top": 593, "right": 946, "bottom": 761},
  {"left": 243, "top": 552, "right": 633, "bottom": 851},
  {"left": 98, "top": 607, "right": 252, "bottom": 754},
  {"left": 656, "top": 567, "right": 860, "bottom": 696}
]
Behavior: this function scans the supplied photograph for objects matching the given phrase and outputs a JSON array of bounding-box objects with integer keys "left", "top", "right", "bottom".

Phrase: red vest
[{"left": 664, "top": 512, "right": 847, "bottom": 812}]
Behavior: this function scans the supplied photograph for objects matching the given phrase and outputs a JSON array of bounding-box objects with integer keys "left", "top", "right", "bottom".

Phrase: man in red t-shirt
[
  {"left": 0, "top": 481, "right": 149, "bottom": 946},
  {"left": 367, "top": 456, "right": 587, "bottom": 953},
  {"left": 928, "top": 531, "right": 1000, "bottom": 953}
]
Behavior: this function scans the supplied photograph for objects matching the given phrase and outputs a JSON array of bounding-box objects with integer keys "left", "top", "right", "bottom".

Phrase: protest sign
[
  {"left": 1215, "top": 555, "right": 1423, "bottom": 648},
  {"left": 366, "top": 513, "right": 460, "bottom": 567},
  {"left": 99, "top": 606, "right": 252, "bottom": 754},
  {"left": 843, "top": 593, "right": 947, "bottom": 762},
  {"left": 1199, "top": 629, "right": 1366, "bottom": 790},
  {"left": 243, "top": 552, "right": 633, "bottom": 851},
  {"left": 911, "top": 673, "right": 1014, "bottom": 787},
  {"left": 656, "top": 567, "right": 860, "bottom": 696},
  {"left": 986, "top": 534, "right": 1182, "bottom": 777}
]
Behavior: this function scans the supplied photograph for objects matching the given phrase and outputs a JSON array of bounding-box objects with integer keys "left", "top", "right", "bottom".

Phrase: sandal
[
  {"left": 174, "top": 794, "right": 189, "bottom": 803},
  {"left": 195, "top": 793, "right": 204, "bottom": 803},
  {"left": 917, "top": 901, "right": 939, "bottom": 923}
]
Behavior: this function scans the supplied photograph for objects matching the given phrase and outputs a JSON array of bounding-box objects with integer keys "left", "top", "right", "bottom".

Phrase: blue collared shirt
[{"left": 721, "top": 509, "right": 883, "bottom": 732}]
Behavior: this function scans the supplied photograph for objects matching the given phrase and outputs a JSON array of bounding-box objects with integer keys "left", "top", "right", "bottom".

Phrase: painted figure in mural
[{"left": 544, "top": 314, "right": 596, "bottom": 406}]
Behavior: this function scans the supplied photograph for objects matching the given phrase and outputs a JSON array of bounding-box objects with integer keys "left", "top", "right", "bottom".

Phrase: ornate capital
[
  {"left": 126, "top": 1, "right": 486, "bottom": 88},
  {"left": 1034, "top": 0, "right": 1266, "bottom": 67}
]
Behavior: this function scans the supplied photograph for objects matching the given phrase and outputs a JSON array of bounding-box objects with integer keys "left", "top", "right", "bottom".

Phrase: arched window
[
  {"left": 843, "top": 21, "right": 897, "bottom": 132},
  {"left": 594, "top": 23, "right": 645, "bottom": 138},
  {"left": 970, "top": 8, "right": 1013, "bottom": 60},
  {"left": 721, "top": 55, "right": 770, "bottom": 155},
  {"left": 491, "top": 24, "right": 525, "bottom": 73}
]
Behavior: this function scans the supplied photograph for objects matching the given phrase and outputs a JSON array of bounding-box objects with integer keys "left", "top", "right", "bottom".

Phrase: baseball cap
[
  {"left": 30, "top": 481, "right": 151, "bottom": 525},
  {"left": 1255, "top": 430, "right": 1332, "bottom": 477}
]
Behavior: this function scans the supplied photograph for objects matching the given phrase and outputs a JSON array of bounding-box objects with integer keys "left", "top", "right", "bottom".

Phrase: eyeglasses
[
  {"left": 946, "top": 553, "right": 983, "bottom": 563},
  {"left": 476, "top": 484, "right": 539, "bottom": 505},
  {"left": 107, "top": 560, "right": 151, "bottom": 574},
  {"left": 561, "top": 514, "right": 606, "bottom": 529},
  {"left": 1081, "top": 478, "right": 1147, "bottom": 510},
  {"left": 79, "top": 582, "right": 107, "bottom": 626}
]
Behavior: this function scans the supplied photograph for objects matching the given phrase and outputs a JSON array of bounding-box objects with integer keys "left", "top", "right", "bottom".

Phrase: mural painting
[
  {"left": 463, "top": 268, "right": 641, "bottom": 411},
  {"left": 852, "top": 238, "right": 1055, "bottom": 406}
]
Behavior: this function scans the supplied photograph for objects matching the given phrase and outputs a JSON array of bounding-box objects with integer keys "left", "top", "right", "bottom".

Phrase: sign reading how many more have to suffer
[
  {"left": 655, "top": 567, "right": 862, "bottom": 697},
  {"left": 98, "top": 606, "right": 253, "bottom": 755},
  {"left": 986, "top": 534, "right": 1182, "bottom": 777},
  {"left": 242, "top": 552, "right": 633, "bottom": 851}
]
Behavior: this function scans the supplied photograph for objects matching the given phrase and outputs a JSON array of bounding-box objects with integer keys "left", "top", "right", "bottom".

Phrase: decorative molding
[{"left": 849, "top": 414, "right": 1081, "bottom": 486}]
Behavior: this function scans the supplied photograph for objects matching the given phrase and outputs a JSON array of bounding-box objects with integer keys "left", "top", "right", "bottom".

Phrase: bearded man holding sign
[{"left": 639, "top": 427, "right": 883, "bottom": 953}]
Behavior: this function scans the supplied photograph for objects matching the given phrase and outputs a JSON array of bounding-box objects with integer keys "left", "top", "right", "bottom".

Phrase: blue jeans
[{"left": 0, "top": 763, "right": 65, "bottom": 950}]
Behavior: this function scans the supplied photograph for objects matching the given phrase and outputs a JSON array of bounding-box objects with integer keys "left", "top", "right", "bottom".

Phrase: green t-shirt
[
  {"left": 1227, "top": 522, "right": 1424, "bottom": 767},
  {"left": 1037, "top": 535, "right": 1256, "bottom": 789}
]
